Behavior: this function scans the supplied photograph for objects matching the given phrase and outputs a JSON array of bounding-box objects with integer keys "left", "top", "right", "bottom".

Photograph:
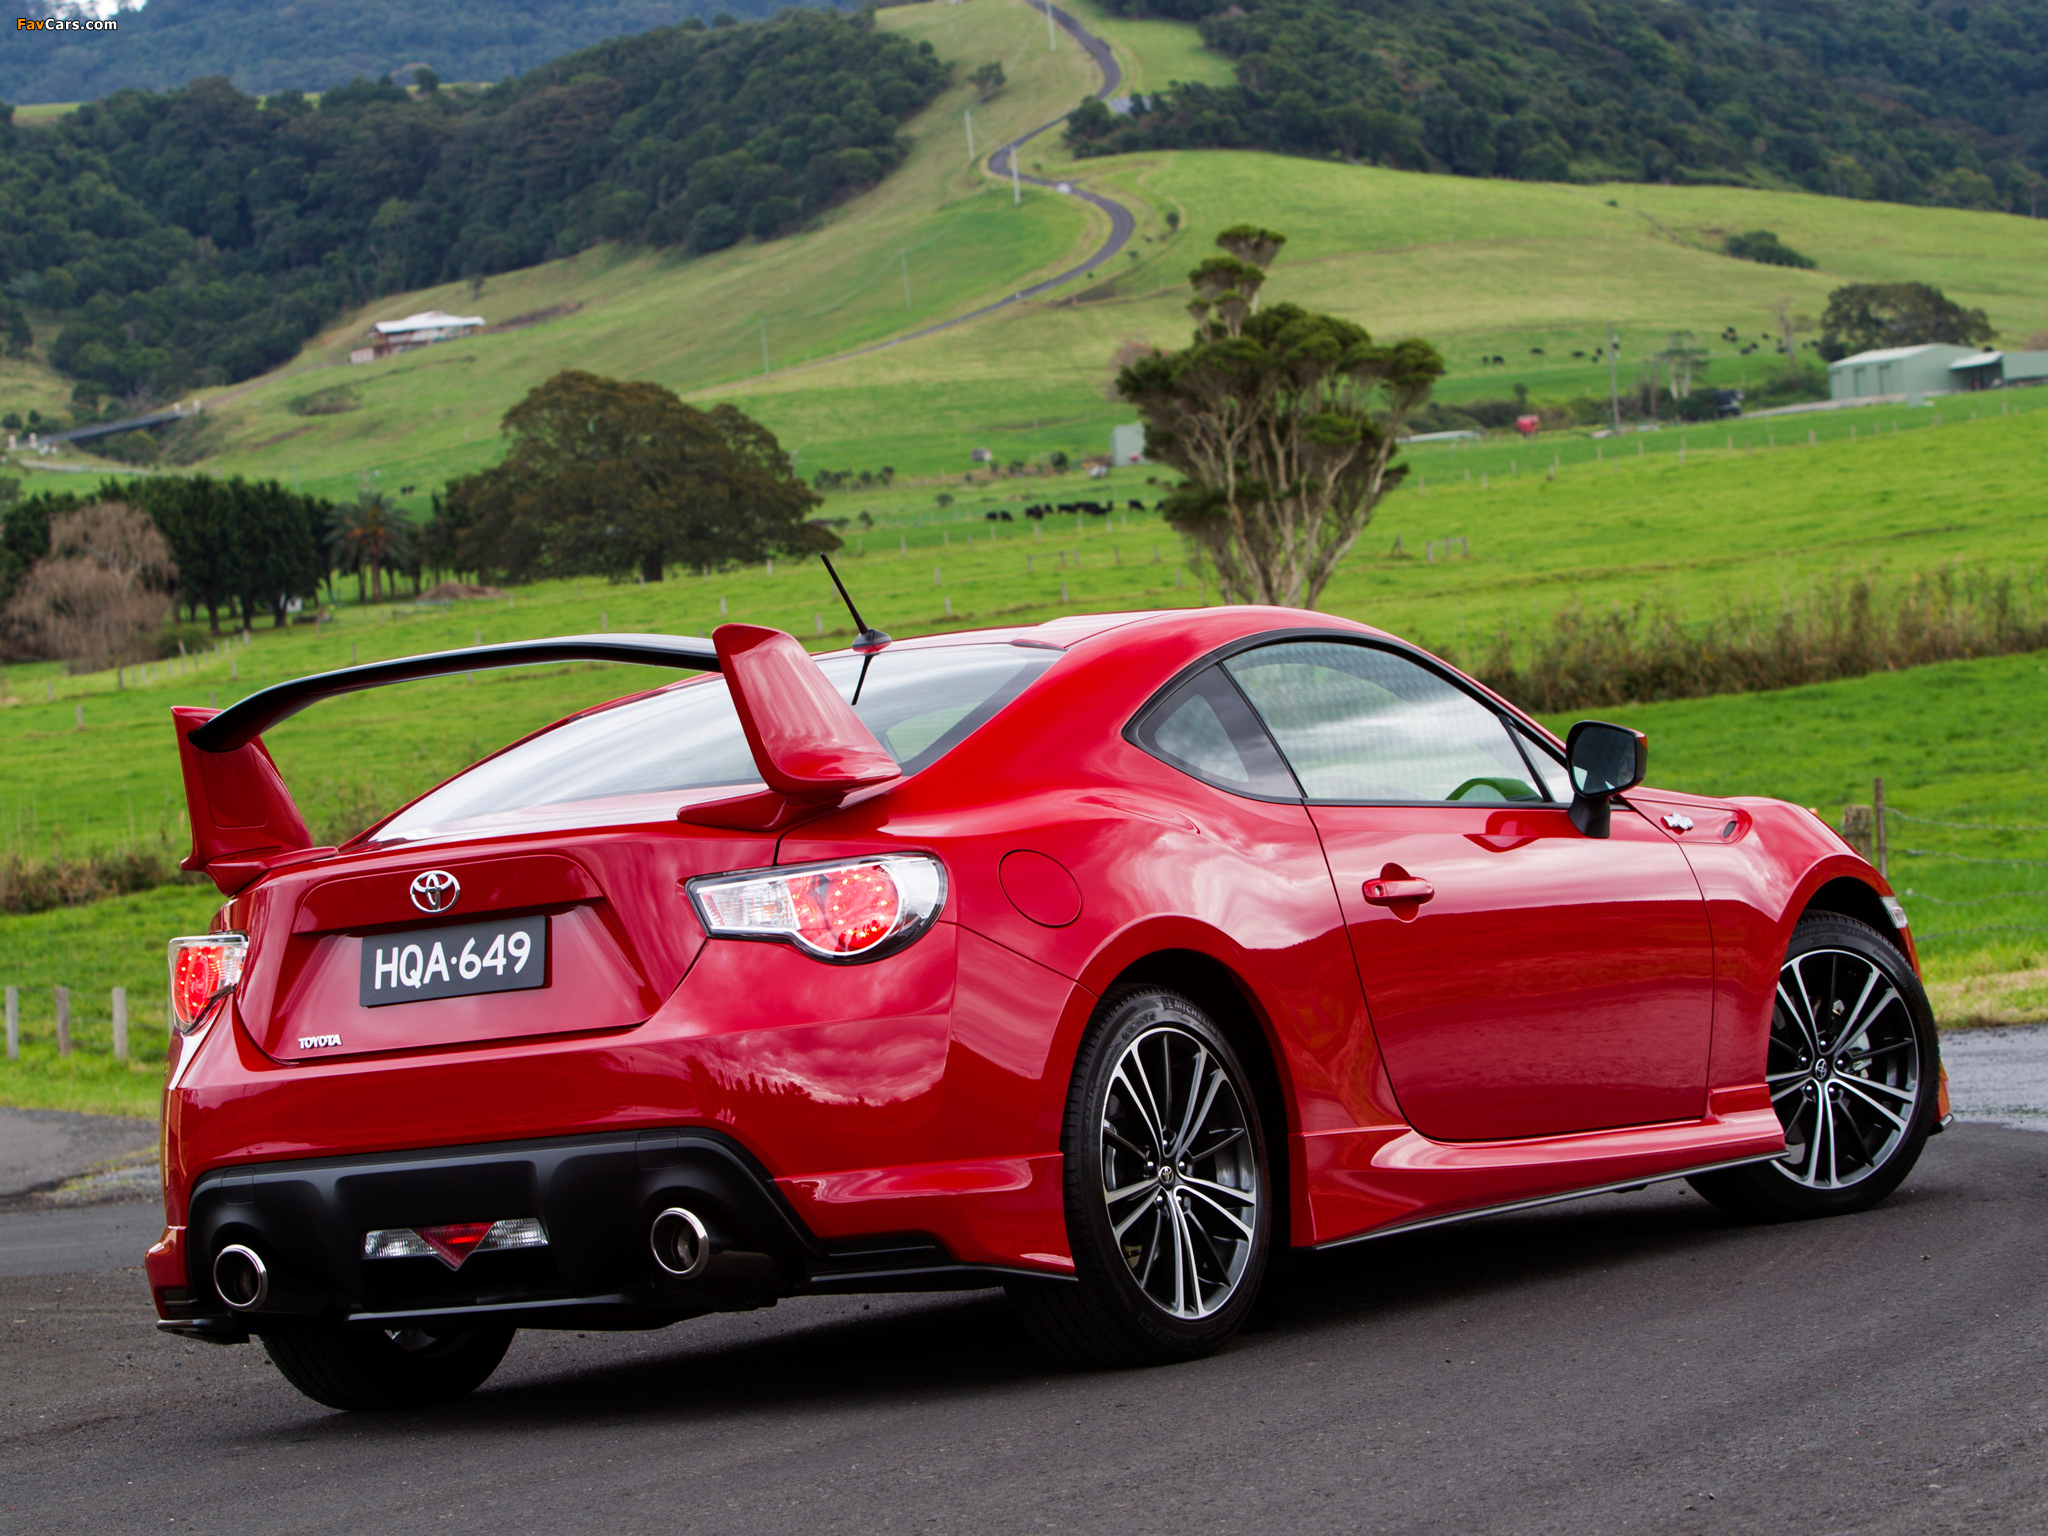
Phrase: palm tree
[{"left": 326, "top": 493, "right": 414, "bottom": 603}]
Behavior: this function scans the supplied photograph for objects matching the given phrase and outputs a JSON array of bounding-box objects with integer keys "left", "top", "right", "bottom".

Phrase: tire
[
  {"left": 1689, "top": 913, "right": 1939, "bottom": 1222},
  {"left": 262, "top": 1321, "right": 515, "bottom": 1411},
  {"left": 1008, "top": 986, "right": 1271, "bottom": 1367}
]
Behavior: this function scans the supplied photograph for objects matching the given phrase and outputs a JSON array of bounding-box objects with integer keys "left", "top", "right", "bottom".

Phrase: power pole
[
  {"left": 1045, "top": 0, "right": 1056, "bottom": 50},
  {"left": 759, "top": 316, "right": 769, "bottom": 377},
  {"left": 965, "top": 107, "right": 975, "bottom": 164},
  {"left": 1607, "top": 323, "right": 1622, "bottom": 432},
  {"left": 1011, "top": 153, "right": 1021, "bottom": 205},
  {"left": 900, "top": 250, "right": 911, "bottom": 308}
]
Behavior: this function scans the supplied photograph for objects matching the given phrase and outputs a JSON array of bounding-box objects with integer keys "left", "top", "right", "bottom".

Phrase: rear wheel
[
  {"left": 263, "top": 1321, "right": 515, "bottom": 1411},
  {"left": 1008, "top": 987, "right": 1271, "bottom": 1367},
  {"left": 1689, "top": 914, "right": 1938, "bottom": 1222}
]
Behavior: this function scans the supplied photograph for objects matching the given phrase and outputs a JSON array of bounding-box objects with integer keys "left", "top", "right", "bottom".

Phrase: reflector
[{"left": 362, "top": 1218, "right": 550, "bottom": 1269}]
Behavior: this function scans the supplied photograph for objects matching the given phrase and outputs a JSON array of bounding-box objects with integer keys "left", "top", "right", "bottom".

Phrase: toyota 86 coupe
[{"left": 151, "top": 605, "right": 1948, "bottom": 1409}]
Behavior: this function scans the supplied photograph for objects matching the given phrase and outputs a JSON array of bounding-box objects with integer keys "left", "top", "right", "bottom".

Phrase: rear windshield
[{"left": 372, "top": 643, "right": 1057, "bottom": 845}]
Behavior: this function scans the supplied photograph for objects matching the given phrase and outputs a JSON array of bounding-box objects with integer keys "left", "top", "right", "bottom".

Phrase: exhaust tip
[
  {"left": 213, "top": 1244, "right": 269, "bottom": 1310},
  {"left": 650, "top": 1207, "right": 710, "bottom": 1279}
]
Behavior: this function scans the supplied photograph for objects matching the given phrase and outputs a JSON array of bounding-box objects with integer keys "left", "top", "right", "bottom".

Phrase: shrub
[
  {"left": 1724, "top": 229, "right": 1816, "bottom": 269},
  {"left": 1463, "top": 565, "right": 2048, "bottom": 714}
]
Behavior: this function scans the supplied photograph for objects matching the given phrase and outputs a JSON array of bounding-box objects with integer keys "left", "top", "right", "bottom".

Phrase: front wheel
[
  {"left": 262, "top": 1321, "right": 515, "bottom": 1410},
  {"left": 1008, "top": 987, "right": 1271, "bottom": 1367},
  {"left": 1689, "top": 913, "right": 1939, "bottom": 1222}
]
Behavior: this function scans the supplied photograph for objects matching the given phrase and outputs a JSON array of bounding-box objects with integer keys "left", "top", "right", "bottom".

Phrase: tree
[
  {"left": 327, "top": 492, "right": 415, "bottom": 603},
  {"left": 1819, "top": 283, "right": 1994, "bottom": 361},
  {"left": 970, "top": 62, "right": 1006, "bottom": 101},
  {"left": 0, "top": 504, "right": 176, "bottom": 668},
  {"left": 446, "top": 370, "right": 831, "bottom": 584},
  {"left": 1649, "top": 331, "right": 1709, "bottom": 402},
  {"left": 1115, "top": 225, "right": 1443, "bottom": 610}
]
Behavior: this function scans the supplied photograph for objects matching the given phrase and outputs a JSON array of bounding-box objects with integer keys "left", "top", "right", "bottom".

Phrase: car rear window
[{"left": 371, "top": 643, "right": 1057, "bottom": 845}]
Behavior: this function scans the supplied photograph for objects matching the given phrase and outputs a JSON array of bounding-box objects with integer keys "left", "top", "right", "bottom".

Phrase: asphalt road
[{"left": 3, "top": 1117, "right": 2044, "bottom": 1535}]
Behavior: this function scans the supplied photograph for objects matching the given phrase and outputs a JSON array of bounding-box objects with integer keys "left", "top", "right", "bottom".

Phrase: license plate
[{"left": 358, "top": 916, "right": 547, "bottom": 1008}]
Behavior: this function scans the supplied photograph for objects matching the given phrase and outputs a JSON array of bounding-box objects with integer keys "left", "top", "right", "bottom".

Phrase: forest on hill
[
  {"left": 0, "top": 9, "right": 945, "bottom": 403},
  {"left": 1068, "top": 0, "right": 2048, "bottom": 214},
  {"left": 2, "top": 0, "right": 835, "bottom": 103}
]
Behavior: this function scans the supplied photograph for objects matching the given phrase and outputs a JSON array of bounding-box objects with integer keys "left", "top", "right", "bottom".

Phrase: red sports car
[{"left": 152, "top": 607, "right": 1948, "bottom": 1409}]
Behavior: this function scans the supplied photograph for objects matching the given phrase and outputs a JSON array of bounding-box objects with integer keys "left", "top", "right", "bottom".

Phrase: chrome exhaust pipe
[
  {"left": 650, "top": 1207, "right": 711, "bottom": 1279},
  {"left": 213, "top": 1244, "right": 270, "bottom": 1310}
]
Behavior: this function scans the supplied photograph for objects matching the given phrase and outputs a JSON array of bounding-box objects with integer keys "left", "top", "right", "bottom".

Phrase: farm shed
[
  {"left": 349, "top": 310, "right": 486, "bottom": 364},
  {"left": 1827, "top": 344, "right": 1983, "bottom": 401},
  {"left": 1946, "top": 350, "right": 2048, "bottom": 391}
]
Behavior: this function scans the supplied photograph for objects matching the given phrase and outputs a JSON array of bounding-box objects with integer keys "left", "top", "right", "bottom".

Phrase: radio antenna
[{"left": 821, "top": 552, "right": 892, "bottom": 654}]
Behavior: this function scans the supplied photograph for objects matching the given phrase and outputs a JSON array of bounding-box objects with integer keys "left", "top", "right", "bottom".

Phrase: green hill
[{"left": 103, "top": 0, "right": 2048, "bottom": 517}]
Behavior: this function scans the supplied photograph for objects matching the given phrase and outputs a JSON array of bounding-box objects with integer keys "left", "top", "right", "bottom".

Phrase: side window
[
  {"left": 1222, "top": 641, "right": 1541, "bottom": 804},
  {"left": 1132, "top": 666, "right": 1299, "bottom": 799}
]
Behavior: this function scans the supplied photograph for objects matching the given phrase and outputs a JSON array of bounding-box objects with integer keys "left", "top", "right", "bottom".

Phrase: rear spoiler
[{"left": 176, "top": 626, "right": 898, "bottom": 891}]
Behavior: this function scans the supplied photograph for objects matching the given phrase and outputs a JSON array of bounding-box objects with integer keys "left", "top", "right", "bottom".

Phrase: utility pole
[
  {"left": 900, "top": 250, "right": 911, "bottom": 308},
  {"left": 759, "top": 316, "right": 769, "bottom": 377},
  {"left": 1011, "top": 153, "right": 1021, "bottom": 205},
  {"left": 965, "top": 107, "right": 975, "bottom": 164},
  {"left": 1607, "top": 323, "right": 1622, "bottom": 432},
  {"left": 1045, "top": 0, "right": 1056, "bottom": 50}
]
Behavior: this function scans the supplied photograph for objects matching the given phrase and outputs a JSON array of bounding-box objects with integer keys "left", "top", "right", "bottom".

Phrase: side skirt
[{"left": 1311, "top": 1152, "right": 1785, "bottom": 1252}]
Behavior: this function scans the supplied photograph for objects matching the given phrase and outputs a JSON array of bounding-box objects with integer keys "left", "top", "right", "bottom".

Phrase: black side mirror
[{"left": 1565, "top": 720, "right": 1648, "bottom": 838}]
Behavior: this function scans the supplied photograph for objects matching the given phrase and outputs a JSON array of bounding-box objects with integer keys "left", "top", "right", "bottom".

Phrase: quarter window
[
  {"left": 1131, "top": 666, "right": 1298, "bottom": 798},
  {"left": 1223, "top": 641, "right": 1542, "bottom": 804}
]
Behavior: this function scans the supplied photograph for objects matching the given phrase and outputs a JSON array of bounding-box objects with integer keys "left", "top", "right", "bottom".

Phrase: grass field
[
  {"left": 8, "top": 397, "right": 2046, "bottom": 867},
  {"left": 12, "top": 0, "right": 2041, "bottom": 509}
]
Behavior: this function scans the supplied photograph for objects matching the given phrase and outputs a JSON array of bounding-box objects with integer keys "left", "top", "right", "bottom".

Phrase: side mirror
[{"left": 1565, "top": 720, "right": 1647, "bottom": 839}]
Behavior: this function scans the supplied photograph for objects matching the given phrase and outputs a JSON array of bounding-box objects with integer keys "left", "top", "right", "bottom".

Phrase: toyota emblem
[{"left": 409, "top": 870, "right": 460, "bottom": 914}]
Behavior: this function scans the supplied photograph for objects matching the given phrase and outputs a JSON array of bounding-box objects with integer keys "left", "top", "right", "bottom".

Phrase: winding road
[{"left": 826, "top": 0, "right": 1138, "bottom": 366}]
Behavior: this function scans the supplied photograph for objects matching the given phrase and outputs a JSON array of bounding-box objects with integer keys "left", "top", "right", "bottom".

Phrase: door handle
[{"left": 1363, "top": 877, "right": 1434, "bottom": 906}]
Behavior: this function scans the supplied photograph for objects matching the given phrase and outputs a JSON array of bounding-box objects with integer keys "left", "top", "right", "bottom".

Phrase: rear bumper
[{"left": 152, "top": 1126, "right": 1066, "bottom": 1341}]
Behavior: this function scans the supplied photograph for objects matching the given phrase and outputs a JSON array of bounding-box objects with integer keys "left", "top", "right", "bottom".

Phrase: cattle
[{"left": 1127, "top": 500, "right": 1145, "bottom": 512}]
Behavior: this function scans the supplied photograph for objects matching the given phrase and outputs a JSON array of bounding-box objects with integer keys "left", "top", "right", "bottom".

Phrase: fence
[
  {"left": 3, "top": 982, "right": 153, "bottom": 1063},
  {"left": 1838, "top": 777, "right": 2048, "bottom": 953}
]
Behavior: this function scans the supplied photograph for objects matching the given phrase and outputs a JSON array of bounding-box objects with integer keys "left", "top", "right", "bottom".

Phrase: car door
[{"left": 1220, "top": 638, "right": 1715, "bottom": 1143}]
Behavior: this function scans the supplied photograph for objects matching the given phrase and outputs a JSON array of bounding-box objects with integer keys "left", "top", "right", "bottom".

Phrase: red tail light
[
  {"left": 168, "top": 934, "right": 247, "bottom": 1033},
  {"left": 687, "top": 855, "right": 946, "bottom": 962}
]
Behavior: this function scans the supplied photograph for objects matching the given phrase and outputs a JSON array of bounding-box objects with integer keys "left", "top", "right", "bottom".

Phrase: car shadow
[{"left": 232, "top": 1182, "right": 1815, "bottom": 1442}]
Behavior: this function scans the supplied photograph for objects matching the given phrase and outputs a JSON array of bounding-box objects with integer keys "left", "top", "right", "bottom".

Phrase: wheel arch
[
  {"left": 1101, "top": 947, "right": 1303, "bottom": 1248},
  {"left": 1801, "top": 875, "right": 1909, "bottom": 961}
]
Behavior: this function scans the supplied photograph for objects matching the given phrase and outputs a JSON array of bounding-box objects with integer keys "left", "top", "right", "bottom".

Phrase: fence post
[
  {"left": 1873, "top": 777, "right": 1888, "bottom": 878},
  {"left": 112, "top": 986, "right": 128, "bottom": 1062},
  {"left": 5, "top": 986, "right": 16, "bottom": 1060},
  {"left": 1841, "top": 804, "right": 1874, "bottom": 862},
  {"left": 54, "top": 985, "right": 71, "bottom": 1057}
]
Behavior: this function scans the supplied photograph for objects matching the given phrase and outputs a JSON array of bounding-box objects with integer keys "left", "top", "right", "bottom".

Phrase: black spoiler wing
[{"left": 187, "top": 634, "right": 720, "bottom": 753}]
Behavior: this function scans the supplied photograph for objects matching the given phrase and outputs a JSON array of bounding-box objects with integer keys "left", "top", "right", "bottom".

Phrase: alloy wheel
[
  {"left": 1099, "top": 1025, "right": 1260, "bottom": 1320},
  {"left": 1767, "top": 946, "right": 1921, "bottom": 1190}
]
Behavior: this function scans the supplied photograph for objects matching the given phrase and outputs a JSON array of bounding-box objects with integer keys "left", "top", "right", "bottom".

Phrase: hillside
[
  {"left": 110, "top": 0, "right": 2048, "bottom": 518},
  {"left": 1070, "top": 0, "right": 2048, "bottom": 215},
  {"left": 0, "top": 8, "right": 950, "bottom": 415},
  {"left": 1, "top": 0, "right": 829, "bottom": 104}
]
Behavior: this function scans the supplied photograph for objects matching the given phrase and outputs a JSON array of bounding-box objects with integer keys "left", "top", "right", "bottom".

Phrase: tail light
[
  {"left": 687, "top": 855, "right": 946, "bottom": 963},
  {"left": 168, "top": 934, "right": 247, "bottom": 1033}
]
